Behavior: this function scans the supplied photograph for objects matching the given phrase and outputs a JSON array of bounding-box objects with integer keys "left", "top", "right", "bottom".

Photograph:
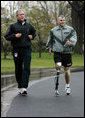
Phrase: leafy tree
[
  {"left": 1, "top": 23, "right": 11, "bottom": 59},
  {"left": 27, "top": 5, "right": 55, "bottom": 57}
]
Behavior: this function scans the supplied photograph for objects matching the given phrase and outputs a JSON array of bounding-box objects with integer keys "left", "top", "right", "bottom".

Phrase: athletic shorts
[{"left": 54, "top": 52, "right": 72, "bottom": 67}]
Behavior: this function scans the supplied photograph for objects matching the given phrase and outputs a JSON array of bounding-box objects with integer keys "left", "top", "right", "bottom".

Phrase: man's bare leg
[{"left": 64, "top": 67, "right": 71, "bottom": 95}]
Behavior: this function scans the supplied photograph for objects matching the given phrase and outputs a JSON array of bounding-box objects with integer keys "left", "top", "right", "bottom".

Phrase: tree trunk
[
  {"left": 78, "top": 16, "right": 84, "bottom": 54},
  {"left": 38, "top": 33, "right": 42, "bottom": 58},
  {"left": 4, "top": 50, "right": 7, "bottom": 59},
  {"left": 70, "top": 1, "right": 84, "bottom": 55}
]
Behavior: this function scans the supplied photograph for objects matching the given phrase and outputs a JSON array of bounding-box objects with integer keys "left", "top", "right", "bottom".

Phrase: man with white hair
[{"left": 46, "top": 15, "right": 77, "bottom": 95}]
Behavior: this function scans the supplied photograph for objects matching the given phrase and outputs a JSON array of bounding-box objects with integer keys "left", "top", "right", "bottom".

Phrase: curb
[{"left": 1, "top": 66, "right": 84, "bottom": 92}]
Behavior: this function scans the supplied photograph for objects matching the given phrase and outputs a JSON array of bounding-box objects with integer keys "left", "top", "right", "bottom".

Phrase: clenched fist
[
  {"left": 49, "top": 48, "right": 52, "bottom": 55},
  {"left": 66, "top": 40, "right": 71, "bottom": 46},
  {"left": 28, "top": 35, "right": 33, "bottom": 40},
  {"left": 15, "top": 33, "right": 22, "bottom": 38}
]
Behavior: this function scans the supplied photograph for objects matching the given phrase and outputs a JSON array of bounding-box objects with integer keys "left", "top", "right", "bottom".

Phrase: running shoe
[
  {"left": 65, "top": 86, "right": 71, "bottom": 95},
  {"left": 55, "top": 89, "right": 59, "bottom": 96},
  {"left": 19, "top": 88, "right": 27, "bottom": 95}
]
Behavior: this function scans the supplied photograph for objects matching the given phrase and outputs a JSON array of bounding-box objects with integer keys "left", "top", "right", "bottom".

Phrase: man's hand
[
  {"left": 49, "top": 48, "right": 52, "bottom": 55},
  {"left": 15, "top": 33, "right": 22, "bottom": 38},
  {"left": 66, "top": 40, "right": 71, "bottom": 46},
  {"left": 28, "top": 35, "right": 33, "bottom": 40}
]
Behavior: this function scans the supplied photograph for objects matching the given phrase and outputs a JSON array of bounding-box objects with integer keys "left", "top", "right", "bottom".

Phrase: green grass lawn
[{"left": 1, "top": 52, "right": 84, "bottom": 74}]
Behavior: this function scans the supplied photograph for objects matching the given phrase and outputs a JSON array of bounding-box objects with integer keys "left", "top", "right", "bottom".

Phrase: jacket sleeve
[
  {"left": 30, "top": 24, "right": 36, "bottom": 40},
  {"left": 70, "top": 28, "right": 77, "bottom": 47},
  {"left": 46, "top": 30, "right": 54, "bottom": 50},
  {"left": 4, "top": 24, "right": 16, "bottom": 41}
]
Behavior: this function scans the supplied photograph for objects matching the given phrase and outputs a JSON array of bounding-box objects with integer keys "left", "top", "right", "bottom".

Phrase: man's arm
[
  {"left": 4, "top": 24, "right": 22, "bottom": 41},
  {"left": 64, "top": 29, "right": 77, "bottom": 47},
  {"left": 4, "top": 24, "right": 16, "bottom": 41},
  {"left": 28, "top": 24, "right": 36, "bottom": 40},
  {"left": 69, "top": 29, "right": 77, "bottom": 47},
  {"left": 46, "top": 31, "right": 54, "bottom": 50}
]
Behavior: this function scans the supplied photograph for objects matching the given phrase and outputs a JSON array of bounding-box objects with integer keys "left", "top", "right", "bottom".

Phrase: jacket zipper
[
  {"left": 61, "top": 28, "right": 63, "bottom": 42},
  {"left": 61, "top": 28, "right": 64, "bottom": 53}
]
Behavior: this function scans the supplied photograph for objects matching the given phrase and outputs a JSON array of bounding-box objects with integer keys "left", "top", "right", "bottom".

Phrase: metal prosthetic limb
[
  {"left": 54, "top": 62, "right": 61, "bottom": 95},
  {"left": 55, "top": 70, "right": 60, "bottom": 90}
]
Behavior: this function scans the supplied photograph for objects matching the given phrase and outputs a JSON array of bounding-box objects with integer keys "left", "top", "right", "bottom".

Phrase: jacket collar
[
  {"left": 17, "top": 19, "right": 26, "bottom": 25},
  {"left": 56, "top": 25, "right": 67, "bottom": 30}
]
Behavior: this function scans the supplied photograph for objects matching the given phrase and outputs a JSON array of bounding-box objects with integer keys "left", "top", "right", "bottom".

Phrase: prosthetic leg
[
  {"left": 55, "top": 70, "right": 60, "bottom": 90},
  {"left": 54, "top": 62, "right": 61, "bottom": 95}
]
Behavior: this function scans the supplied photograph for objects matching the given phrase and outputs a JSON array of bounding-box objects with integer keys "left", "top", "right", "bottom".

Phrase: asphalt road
[{"left": 1, "top": 71, "right": 84, "bottom": 117}]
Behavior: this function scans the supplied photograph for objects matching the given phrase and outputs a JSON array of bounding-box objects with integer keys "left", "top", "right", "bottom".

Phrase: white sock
[{"left": 66, "top": 84, "right": 70, "bottom": 88}]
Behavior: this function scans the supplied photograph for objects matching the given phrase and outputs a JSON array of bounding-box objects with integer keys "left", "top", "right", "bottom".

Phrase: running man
[
  {"left": 46, "top": 15, "right": 77, "bottom": 95},
  {"left": 5, "top": 9, "right": 36, "bottom": 95}
]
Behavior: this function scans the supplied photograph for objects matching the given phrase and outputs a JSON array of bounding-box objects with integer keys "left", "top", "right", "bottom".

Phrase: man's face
[
  {"left": 57, "top": 17, "right": 65, "bottom": 27},
  {"left": 17, "top": 11, "right": 25, "bottom": 22}
]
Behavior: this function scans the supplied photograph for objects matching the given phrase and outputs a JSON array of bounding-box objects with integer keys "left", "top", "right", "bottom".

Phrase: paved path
[{"left": 1, "top": 72, "right": 84, "bottom": 117}]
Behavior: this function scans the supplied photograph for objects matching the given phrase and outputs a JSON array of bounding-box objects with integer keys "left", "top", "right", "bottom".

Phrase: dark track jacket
[{"left": 4, "top": 20, "right": 36, "bottom": 48}]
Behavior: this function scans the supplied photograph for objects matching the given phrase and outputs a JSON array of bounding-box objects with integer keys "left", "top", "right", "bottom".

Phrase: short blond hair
[{"left": 58, "top": 15, "right": 65, "bottom": 19}]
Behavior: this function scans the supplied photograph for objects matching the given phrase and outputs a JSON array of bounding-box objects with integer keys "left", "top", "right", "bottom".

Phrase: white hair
[{"left": 16, "top": 9, "right": 24, "bottom": 16}]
